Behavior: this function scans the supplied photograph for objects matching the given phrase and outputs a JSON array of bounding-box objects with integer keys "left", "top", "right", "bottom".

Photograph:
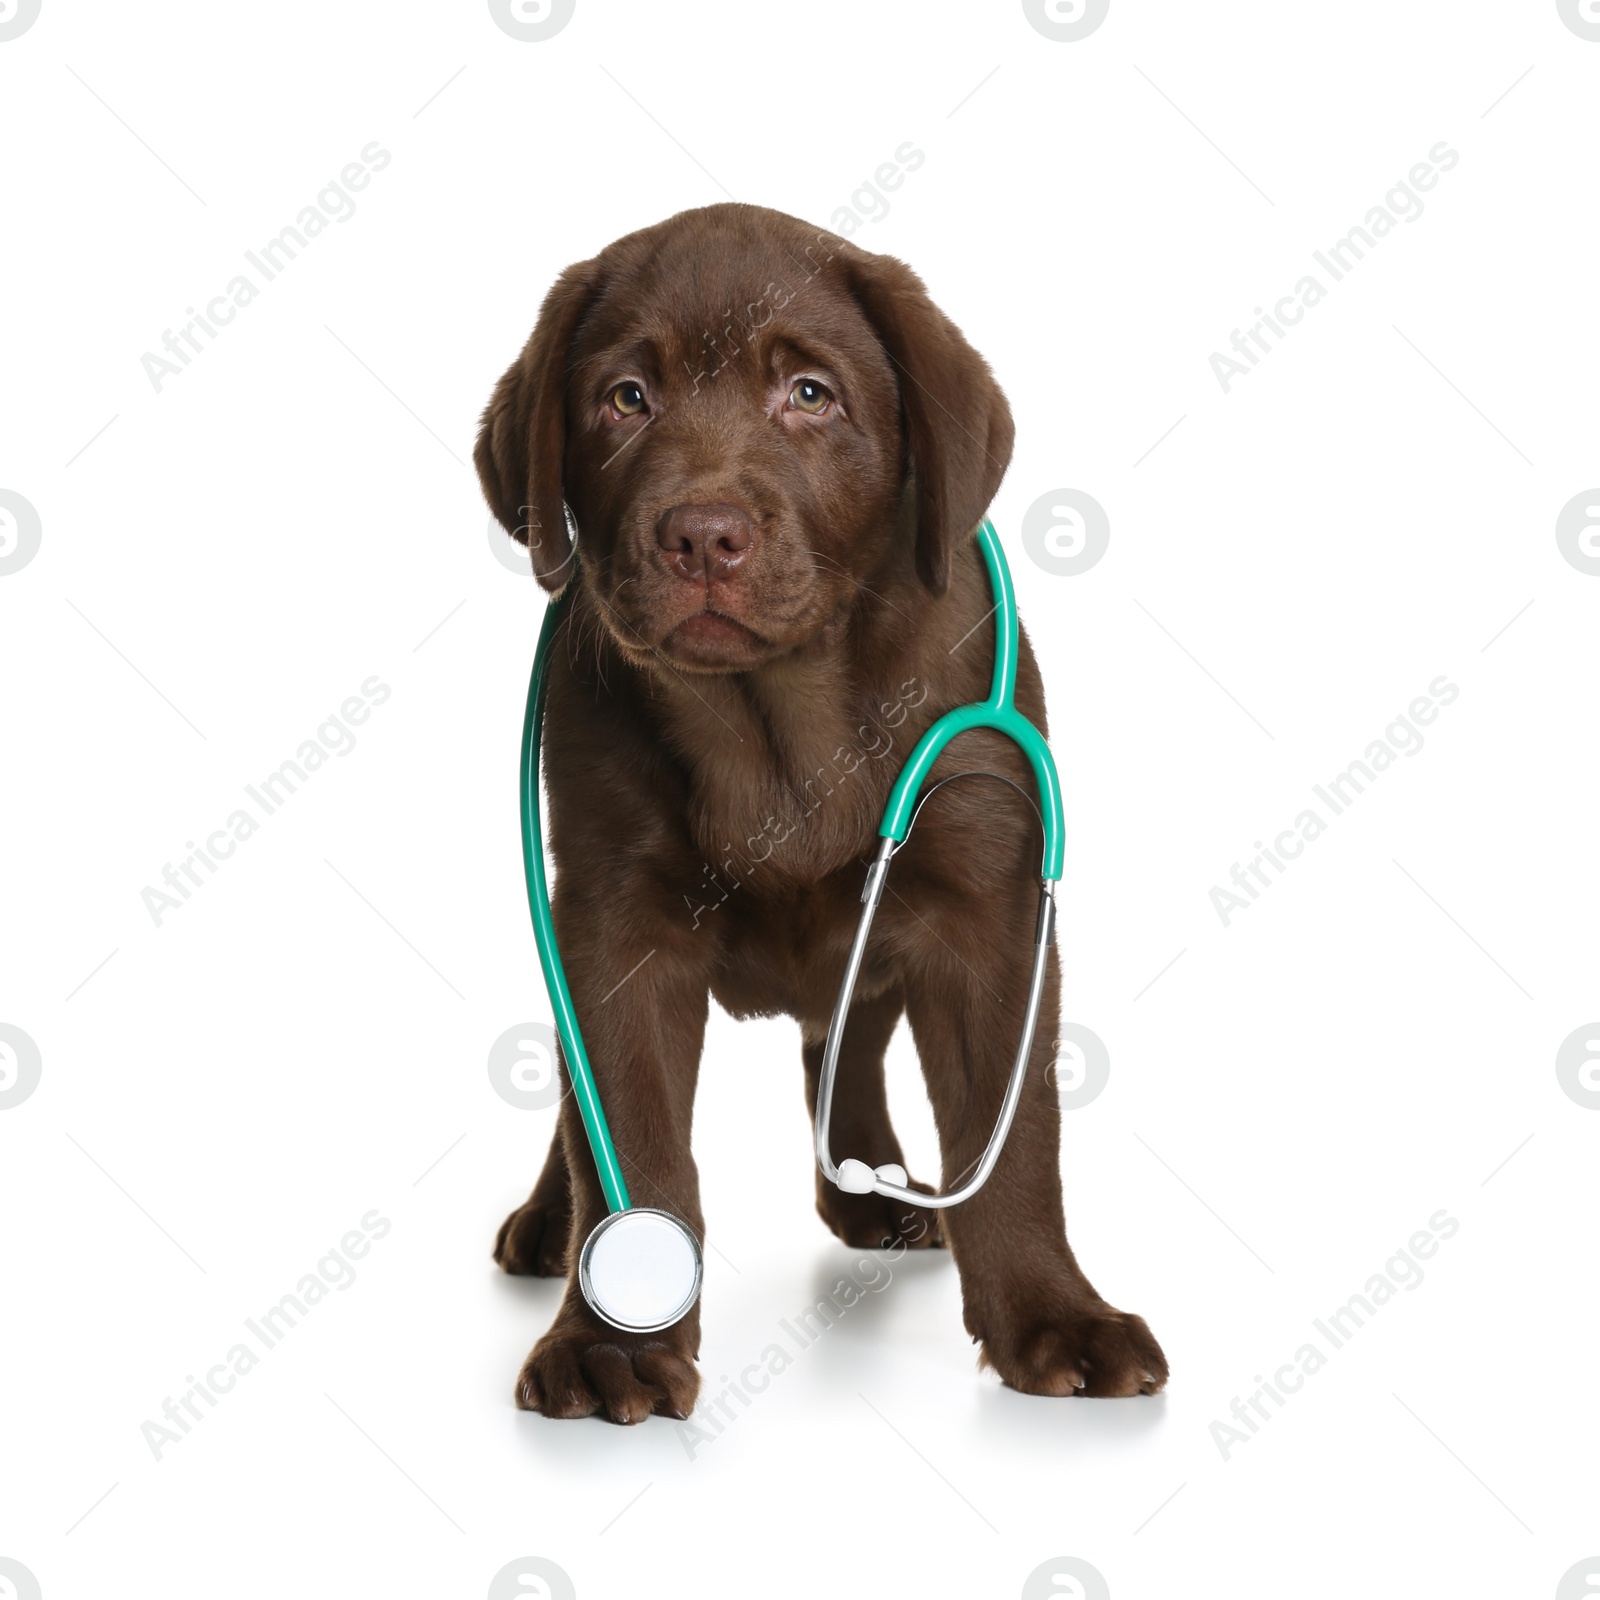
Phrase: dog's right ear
[{"left": 474, "top": 261, "right": 603, "bottom": 593}]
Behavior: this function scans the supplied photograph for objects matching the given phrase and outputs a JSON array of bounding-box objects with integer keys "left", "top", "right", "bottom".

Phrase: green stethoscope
[{"left": 520, "top": 518, "right": 1063, "bottom": 1332}]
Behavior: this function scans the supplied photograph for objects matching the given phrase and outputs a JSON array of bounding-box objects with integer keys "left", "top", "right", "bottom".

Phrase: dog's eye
[
  {"left": 610, "top": 382, "right": 648, "bottom": 416},
  {"left": 788, "top": 379, "right": 831, "bottom": 415}
]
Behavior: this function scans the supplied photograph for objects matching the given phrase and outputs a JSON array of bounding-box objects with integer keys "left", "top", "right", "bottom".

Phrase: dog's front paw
[
  {"left": 515, "top": 1310, "right": 700, "bottom": 1424},
  {"left": 493, "top": 1195, "right": 569, "bottom": 1277},
  {"left": 979, "top": 1300, "right": 1168, "bottom": 1397},
  {"left": 817, "top": 1176, "right": 945, "bottom": 1251}
]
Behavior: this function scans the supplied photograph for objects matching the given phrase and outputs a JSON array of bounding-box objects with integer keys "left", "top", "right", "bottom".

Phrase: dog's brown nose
[{"left": 656, "top": 503, "right": 754, "bottom": 583}]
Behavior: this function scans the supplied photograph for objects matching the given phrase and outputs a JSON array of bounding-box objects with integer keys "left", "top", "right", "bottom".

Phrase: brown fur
[{"left": 477, "top": 203, "right": 1167, "bottom": 1422}]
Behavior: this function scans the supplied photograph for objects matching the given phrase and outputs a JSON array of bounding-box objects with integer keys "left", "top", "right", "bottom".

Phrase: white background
[{"left": 2, "top": 2, "right": 1598, "bottom": 1596}]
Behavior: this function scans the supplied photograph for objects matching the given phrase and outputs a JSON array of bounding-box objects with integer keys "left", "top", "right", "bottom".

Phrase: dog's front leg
[
  {"left": 514, "top": 895, "right": 709, "bottom": 1424},
  {"left": 902, "top": 901, "right": 1168, "bottom": 1398}
]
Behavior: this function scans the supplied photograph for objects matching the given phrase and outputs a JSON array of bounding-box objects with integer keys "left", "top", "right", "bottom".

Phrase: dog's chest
[{"left": 681, "top": 689, "right": 910, "bottom": 887}]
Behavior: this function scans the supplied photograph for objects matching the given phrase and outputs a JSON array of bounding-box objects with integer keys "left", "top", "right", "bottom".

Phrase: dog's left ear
[
  {"left": 844, "top": 250, "right": 1015, "bottom": 595},
  {"left": 474, "top": 260, "right": 604, "bottom": 592}
]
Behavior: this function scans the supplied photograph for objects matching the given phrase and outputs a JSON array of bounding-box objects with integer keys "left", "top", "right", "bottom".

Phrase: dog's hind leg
[{"left": 802, "top": 987, "right": 944, "bottom": 1250}]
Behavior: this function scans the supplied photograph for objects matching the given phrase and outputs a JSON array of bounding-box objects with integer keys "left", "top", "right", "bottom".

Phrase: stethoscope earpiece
[{"left": 835, "top": 1159, "right": 907, "bottom": 1195}]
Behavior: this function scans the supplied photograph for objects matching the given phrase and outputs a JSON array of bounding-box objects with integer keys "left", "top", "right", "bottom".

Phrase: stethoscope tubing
[
  {"left": 521, "top": 593, "right": 632, "bottom": 1215},
  {"left": 812, "top": 519, "right": 1064, "bottom": 1208},
  {"left": 877, "top": 521, "right": 1064, "bottom": 878},
  {"left": 520, "top": 518, "right": 1062, "bottom": 1271}
]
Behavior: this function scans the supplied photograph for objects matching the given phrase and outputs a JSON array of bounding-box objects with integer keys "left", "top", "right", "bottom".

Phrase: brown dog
[{"left": 476, "top": 203, "right": 1167, "bottom": 1422}]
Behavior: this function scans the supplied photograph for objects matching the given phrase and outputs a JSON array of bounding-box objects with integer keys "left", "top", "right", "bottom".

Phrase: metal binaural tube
[
  {"left": 815, "top": 865, "right": 1058, "bottom": 1211},
  {"left": 813, "top": 838, "right": 894, "bottom": 1186}
]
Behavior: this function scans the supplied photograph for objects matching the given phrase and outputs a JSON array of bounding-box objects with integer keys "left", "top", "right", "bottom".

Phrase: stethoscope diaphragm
[{"left": 577, "top": 1208, "right": 703, "bottom": 1333}]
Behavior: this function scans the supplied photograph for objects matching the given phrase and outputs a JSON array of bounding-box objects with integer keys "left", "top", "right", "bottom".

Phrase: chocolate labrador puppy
[{"left": 477, "top": 203, "right": 1167, "bottom": 1422}]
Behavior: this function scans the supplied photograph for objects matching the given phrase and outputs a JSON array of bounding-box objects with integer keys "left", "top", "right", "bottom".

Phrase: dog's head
[{"left": 475, "top": 203, "right": 1013, "bottom": 674}]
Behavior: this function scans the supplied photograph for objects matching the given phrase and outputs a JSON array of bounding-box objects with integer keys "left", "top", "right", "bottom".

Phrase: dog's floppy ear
[
  {"left": 474, "top": 261, "right": 603, "bottom": 593},
  {"left": 845, "top": 251, "right": 1014, "bottom": 595}
]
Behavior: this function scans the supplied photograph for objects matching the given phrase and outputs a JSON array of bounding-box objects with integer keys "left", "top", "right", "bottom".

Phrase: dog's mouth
[
  {"left": 659, "top": 606, "right": 768, "bottom": 670},
  {"left": 595, "top": 585, "right": 776, "bottom": 674}
]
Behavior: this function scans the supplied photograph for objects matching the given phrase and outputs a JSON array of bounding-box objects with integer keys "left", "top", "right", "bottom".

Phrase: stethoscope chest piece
[{"left": 577, "top": 1208, "right": 703, "bottom": 1333}]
